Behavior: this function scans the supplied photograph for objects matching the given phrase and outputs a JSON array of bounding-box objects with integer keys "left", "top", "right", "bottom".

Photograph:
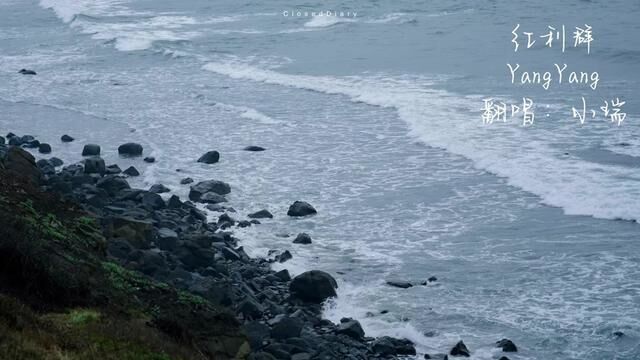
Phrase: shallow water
[{"left": 1, "top": 0, "right": 639, "bottom": 358}]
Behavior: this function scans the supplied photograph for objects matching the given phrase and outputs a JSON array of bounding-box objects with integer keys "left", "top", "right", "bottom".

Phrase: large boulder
[
  {"left": 3, "top": 146, "right": 41, "bottom": 184},
  {"left": 270, "top": 316, "right": 303, "bottom": 340},
  {"left": 289, "top": 270, "right": 337, "bottom": 303},
  {"left": 336, "top": 318, "right": 365, "bottom": 339},
  {"left": 248, "top": 209, "right": 273, "bottom": 219},
  {"left": 82, "top": 144, "right": 101, "bottom": 156},
  {"left": 496, "top": 339, "right": 517, "bottom": 352},
  {"left": 197, "top": 151, "right": 220, "bottom": 164},
  {"left": 189, "top": 180, "right": 231, "bottom": 201},
  {"left": 118, "top": 142, "right": 143, "bottom": 156},
  {"left": 287, "top": 201, "right": 317, "bottom": 217},
  {"left": 293, "top": 233, "right": 312, "bottom": 244},
  {"left": 84, "top": 157, "right": 106, "bottom": 174},
  {"left": 372, "top": 337, "right": 416, "bottom": 356},
  {"left": 96, "top": 176, "right": 130, "bottom": 196},
  {"left": 123, "top": 166, "right": 140, "bottom": 177}
]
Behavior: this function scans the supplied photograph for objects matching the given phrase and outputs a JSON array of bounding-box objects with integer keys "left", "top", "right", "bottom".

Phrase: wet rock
[
  {"left": 61, "top": 134, "right": 74, "bottom": 142},
  {"left": 105, "top": 164, "right": 122, "bottom": 175},
  {"left": 82, "top": 144, "right": 101, "bottom": 156},
  {"left": 428, "top": 276, "right": 438, "bottom": 282},
  {"left": 197, "top": 150, "right": 220, "bottom": 164},
  {"left": 244, "top": 146, "right": 266, "bottom": 152},
  {"left": 450, "top": 340, "right": 470, "bottom": 357},
  {"left": 23, "top": 139, "right": 40, "bottom": 149},
  {"left": 496, "top": 339, "right": 517, "bottom": 352},
  {"left": 289, "top": 270, "right": 337, "bottom": 304},
  {"left": 336, "top": 318, "right": 365, "bottom": 339},
  {"left": 287, "top": 201, "right": 317, "bottom": 217},
  {"left": 0, "top": 136, "right": 4, "bottom": 145},
  {"left": 292, "top": 233, "right": 312, "bottom": 244},
  {"left": 143, "top": 156, "right": 155, "bottom": 163},
  {"left": 118, "top": 142, "right": 143, "bottom": 156},
  {"left": 84, "top": 157, "right": 106, "bottom": 175},
  {"left": 386, "top": 281, "right": 413, "bottom": 289},
  {"left": 248, "top": 209, "right": 273, "bottom": 219},
  {"left": 199, "top": 192, "right": 227, "bottom": 204},
  {"left": 180, "top": 177, "right": 193, "bottom": 185},
  {"left": 38, "top": 143, "right": 52, "bottom": 154},
  {"left": 150, "top": 184, "right": 171, "bottom": 194},
  {"left": 243, "top": 322, "right": 271, "bottom": 350},
  {"left": 274, "top": 269, "right": 291, "bottom": 282},
  {"left": 613, "top": 331, "right": 625, "bottom": 338},
  {"left": 237, "top": 298, "right": 264, "bottom": 319},
  {"left": 156, "top": 228, "right": 179, "bottom": 251},
  {"left": 49, "top": 157, "right": 63, "bottom": 167},
  {"left": 123, "top": 166, "right": 140, "bottom": 177},
  {"left": 276, "top": 250, "right": 292, "bottom": 263},
  {"left": 372, "top": 337, "right": 416, "bottom": 356},
  {"left": 271, "top": 316, "right": 304, "bottom": 340},
  {"left": 96, "top": 176, "right": 130, "bottom": 196},
  {"left": 498, "top": 357, "right": 510, "bottom": 360},
  {"left": 19, "top": 69, "right": 36, "bottom": 75},
  {"left": 189, "top": 180, "right": 231, "bottom": 201},
  {"left": 141, "top": 192, "right": 165, "bottom": 210},
  {"left": 167, "top": 195, "right": 183, "bottom": 209}
]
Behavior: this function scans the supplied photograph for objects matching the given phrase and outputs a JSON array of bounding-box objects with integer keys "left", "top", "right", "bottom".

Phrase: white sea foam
[
  {"left": 39, "top": 0, "right": 130, "bottom": 23},
  {"left": 202, "top": 60, "right": 640, "bottom": 222},
  {"left": 212, "top": 102, "right": 283, "bottom": 125},
  {"left": 304, "top": 15, "right": 356, "bottom": 28}
]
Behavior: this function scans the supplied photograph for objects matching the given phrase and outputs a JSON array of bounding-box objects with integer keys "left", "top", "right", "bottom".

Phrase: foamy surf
[{"left": 202, "top": 60, "right": 640, "bottom": 222}]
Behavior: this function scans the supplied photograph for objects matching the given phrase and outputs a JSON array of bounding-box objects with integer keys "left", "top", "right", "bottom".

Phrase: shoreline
[{"left": 0, "top": 132, "right": 444, "bottom": 359}]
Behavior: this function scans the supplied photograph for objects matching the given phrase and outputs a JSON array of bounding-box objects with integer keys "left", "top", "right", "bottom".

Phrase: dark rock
[
  {"left": 61, "top": 134, "right": 74, "bottom": 142},
  {"left": 387, "top": 281, "right": 413, "bottom": 289},
  {"left": 96, "top": 176, "right": 130, "bottom": 196},
  {"left": 428, "top": 276, "right": 438, "bottom": 282},
  {"left": 243, "top": 322, "right": 271, "bottom": 350},
  {"left": 141, "top": 192, "right": 165, "bottom": 210},
  {"left": 135, "top": 250, "right": 166, "bottom": 276},
  {"left": 4, "top": 146, "right": 41, "bottom": 184},
  {"left": 118, "top": 142, "right": 143, "bottom": 156},
  {"left": 23, "top": 139, "right": 40, "bottom": 149},
  {"left": 237, "top": 220, "right": 251, "bottom": 228},
  {"left": 49, "top": 157, "right": 63, "bottom": 167},
  {"left": 336, "top": 319, "right": 364, "bottom": 339},
  {"left": 237, "top": 298, "right": 264, "bottom": 319},
  {"left": 84, "top": 157, "right": 106, "bottom": 175},
  {"left": 373, "top": 337, "right": 416, "bottom": 356},
  {"left": 276, "top": 250, "right": 292, "bottom": 263},
  {"left": 274, "top": 269, "right": 291, "bottom": 282},
  {"left": 450, "top": 340, "right": 470, "bottom": 357},
  {"left": 19, "top": 69, "right": 36, "bottom": 75},
  {"left": 82, "top": 144, "right": 101, "bottom": 156},
  {"left": 123, "top": 166, "right": 140, "bottom": 177},
  {"left": 199, "top": 192, "right": 227, "bottom": 204},
  {"left": 293, "top": 233, "right": 312, "bottom": 244},
  {"left": 189, "top": 180, "right": 231, "bottom": 201},
  {"left": 248, "top": 209, "right": 273, "bottom": 219},
  {"left": 156, "top": 228, "right": 178, "bottom": 251},
  {"left": 244, "top": 146, "right": 266, "bottom": 152},
  {"left": 289, "top": 270, "right": 337, "bottom": 304},
  {"left": 496, "top": 339, "right": 517, "bottom": 352},
  {"left": 271, "top": 316, "right": 304, "bottom": 340},
  {"left": 0, "top": 136, "right": 4, "bottom": 145},
  {"left": 105, "top": 164, "right": 122, "bottom": 175},
  {"left": 38, "top": 143, "right": 52, "bottom": 154},
  {"left": 150, "top": 184, "right": 171, "bottom": 194},
  {"left": 143, "top": 156, "right": 155, "bottom": 163},
  {"left": 180, "top": 177, "right": 194, "bottom": 185},
  {"left": 197, "top": 150, "right": 220, "bottom": 164},
  {"left": 613, "top": 331, "right": 625, "bottom": 338},
  {"left": 167, "top": 195, "right": 183, "bottom": 209},
  {"left": 287, "top": 201, "right": 317, "bottom": 217},
  {"left": 498, "top": 357, "right": 510, "bottom": 360},
  {"left": 8, "top": 136, "right": 22, "bottom": 146}
]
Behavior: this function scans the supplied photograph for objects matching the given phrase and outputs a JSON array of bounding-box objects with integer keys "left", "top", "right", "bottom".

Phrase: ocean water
[{"left": 1, "top": 0, "right": 639, "bottom": 359}]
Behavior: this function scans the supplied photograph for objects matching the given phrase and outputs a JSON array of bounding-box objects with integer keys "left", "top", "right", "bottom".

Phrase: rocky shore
[{"left": 0, "top": 132, "right": 518, "bottom": 360}]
